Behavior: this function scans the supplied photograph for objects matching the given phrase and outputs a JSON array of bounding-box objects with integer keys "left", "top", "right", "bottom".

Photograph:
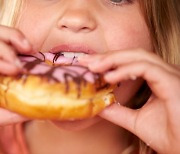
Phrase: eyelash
[{"left": 107, "top": 0, "right": 133, "bottom": 6}]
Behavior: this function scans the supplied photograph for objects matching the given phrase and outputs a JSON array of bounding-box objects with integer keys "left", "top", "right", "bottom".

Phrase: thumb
[{"left": 99, "top": 103, "right": 139, "bottom": 135}]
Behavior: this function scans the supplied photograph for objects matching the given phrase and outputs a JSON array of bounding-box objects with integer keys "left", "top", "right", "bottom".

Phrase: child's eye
[{"left": 108, "top": 0, "right": 133, "bottom": 6}]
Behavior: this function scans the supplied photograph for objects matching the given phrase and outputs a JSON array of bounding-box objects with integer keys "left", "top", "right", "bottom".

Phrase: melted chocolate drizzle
[
  {"left": 39, "top": 52, "right": 46, "bottom": 61},
  {"left": 53, "top": 52, "right": 64, "bottom": 64},
  {"left": 24, "top": 59, "right": 42, "bottom": 71},
  {"left": 18, "top": 52, "right": 109, "bottom": 98}
]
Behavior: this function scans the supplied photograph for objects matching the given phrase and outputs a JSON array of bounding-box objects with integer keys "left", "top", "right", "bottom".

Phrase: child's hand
[
  {"left": 0, "top": 25, "right": 33, "bottom": 125},
  {"left": 0, "top": 25, "right": 33, "bottom": 75},
  {"left": 79, "top": 49, "right": 180, "bottom": 153},
  {"left": 0, "top": 108, "right": 28, "bottom": 126}
]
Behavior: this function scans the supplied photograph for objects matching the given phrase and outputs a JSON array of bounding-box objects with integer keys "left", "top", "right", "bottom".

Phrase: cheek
[
  {"left": 16, "top": 4, "right": 56, "bottom": 51},
  {"left": 103, "top": 17, "right": 152, "bottom": 51},
  {"left": 17, "top": 18, "right": 51, "bottom": 51}
]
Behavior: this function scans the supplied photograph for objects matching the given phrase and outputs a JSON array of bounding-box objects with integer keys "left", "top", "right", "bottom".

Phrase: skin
[
  {"left": 0, "top": 25, "right": 32, "bottom": 125},
  {"left": 17, "top": 0, "right": 152, "bottom": 129},
  {"left": 0, "top": 0, "right": 179, "bottom": 153},
  {"left": 79, "top": 49, "right": 180, "bottom": 153}
]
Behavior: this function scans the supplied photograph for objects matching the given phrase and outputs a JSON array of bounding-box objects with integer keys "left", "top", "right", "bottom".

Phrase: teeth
[
  {"left": 62, "top": 52, "right": 87, "bottom": 58},
  {"left": 62, "top": 52, "right": 75, "bottom": 58},
  {"left": 74, "top": 52, "right": 87, "bottom": 57}
]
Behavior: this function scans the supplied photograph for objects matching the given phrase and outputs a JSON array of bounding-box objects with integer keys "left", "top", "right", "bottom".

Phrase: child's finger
[
  {"left": 99, "top": 103, "right": 138, "bottom": 137},
  {"left": 99, "top": 103, "right": 160, "bottom": 152},
  {"left": 0, "top": 42, "right": 23, "bottom": 74},
  {"left": 78, "top": 54, "right": 104, "bottom": 67},
  {"left": 0, "top": 25, "right": 34, "bottom": 54},
  {"left": 104, "top": 61, "right": 180, "bottom": 101},
  {"left": 0, "top": 108, "right": 29, "bottom": 126},
  {"left": 0, "top": 42, "right": 22, "bottom": 64},
  {"left": 79, "top": 50, "right": 178, "bottom": 75},
  {"left": 0, "top": 61, "right": 21, "bottom": 75}
]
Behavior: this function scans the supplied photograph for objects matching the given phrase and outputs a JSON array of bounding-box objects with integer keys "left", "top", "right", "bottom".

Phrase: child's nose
[{"left": 57, "top": 9, "right": 97, "bottom": 33}]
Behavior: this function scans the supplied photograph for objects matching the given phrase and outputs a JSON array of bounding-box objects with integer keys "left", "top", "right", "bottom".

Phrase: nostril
[
  {"left": 61, "top": 25, "right": 68, "bottom": 29},
  {"left": 82, "top": 27, "right": 88, "bottom": 30},
  {"left": 60, "top": 24, "right": 90, "bottom": 32},
  {"left": 81, "top": 27, "right": 91, "bottom": 33},
  {"left": 57, "top": 11, "right": 97, "bottom": 32}
]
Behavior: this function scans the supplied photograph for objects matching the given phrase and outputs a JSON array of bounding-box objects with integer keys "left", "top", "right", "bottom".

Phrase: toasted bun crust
[{"left": 0, "top": 53, "right": 115, "bottom": 120}]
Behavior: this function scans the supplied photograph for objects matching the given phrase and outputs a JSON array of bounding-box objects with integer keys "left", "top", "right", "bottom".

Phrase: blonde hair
[
  {"left": 0, "top": 0, "right": 179, "bottom": 154},
  {"left": 137, "top": 0, "right": 180, "bottom": 153},
  {"left": 0, "top": 0, "right": 22, "bottom": 26},
  {"left": 140, "top": 0, "right": 180, "bottom": 64}
]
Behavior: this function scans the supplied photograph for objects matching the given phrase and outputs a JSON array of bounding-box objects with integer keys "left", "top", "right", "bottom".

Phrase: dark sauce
[{"left": 18, "top": 52, "right": 111, "bottom": 98}]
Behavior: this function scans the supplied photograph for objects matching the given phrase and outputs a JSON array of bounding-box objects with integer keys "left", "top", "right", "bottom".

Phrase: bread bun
[{"left": 0, "top": 52, "right": 115, "bottom": 120}]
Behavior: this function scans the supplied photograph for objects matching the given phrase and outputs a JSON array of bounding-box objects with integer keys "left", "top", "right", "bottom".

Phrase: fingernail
[
  {"left": 15, "top": 59, "right": 22, "bottom": 68},
  {"left": 130, "top": 75, "right": 137, "bottom": 80}
]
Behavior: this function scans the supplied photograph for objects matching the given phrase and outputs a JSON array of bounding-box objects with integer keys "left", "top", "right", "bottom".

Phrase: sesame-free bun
[{"left": 0, "top": 53, "right": 115, "bottom": 120}]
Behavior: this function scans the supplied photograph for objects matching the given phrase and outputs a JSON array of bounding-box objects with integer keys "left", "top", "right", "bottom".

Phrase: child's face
[{"left": 17, "top": 0, "right": 152, "bottom": 130}]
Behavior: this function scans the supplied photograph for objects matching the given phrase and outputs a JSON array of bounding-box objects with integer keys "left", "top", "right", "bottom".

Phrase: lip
[
  {"left": 50, "top": 44, "right": 96, "bottom": 54},
  {"left": 51, "top": 116, "right": 101, "bottom": 131}
]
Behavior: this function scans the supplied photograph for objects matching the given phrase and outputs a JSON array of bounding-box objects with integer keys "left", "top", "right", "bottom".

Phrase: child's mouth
[
  {"left": 43, "top": 43, "right": 95, "bottom": 65},
  {"left": 43, "top": 51, "right": 87, "bottom": 65}
]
